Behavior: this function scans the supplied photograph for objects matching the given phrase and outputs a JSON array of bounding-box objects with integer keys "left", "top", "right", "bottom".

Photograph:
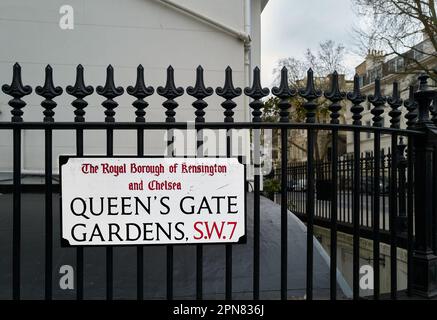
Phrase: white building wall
[{"left": 0, "top": 0, "right": 265, "bottom": 172}]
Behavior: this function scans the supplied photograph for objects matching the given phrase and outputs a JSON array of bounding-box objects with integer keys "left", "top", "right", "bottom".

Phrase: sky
[{"left": 261, "top": 0, "right": 363, "bottom": 86}]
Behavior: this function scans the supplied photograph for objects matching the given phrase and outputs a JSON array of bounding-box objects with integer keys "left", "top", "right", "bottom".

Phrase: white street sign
[{"left": 60, "top": 157, "right": 246, "bottom": 246}]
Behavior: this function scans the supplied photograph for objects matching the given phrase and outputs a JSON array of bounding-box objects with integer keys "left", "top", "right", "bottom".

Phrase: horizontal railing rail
[{"left": 0, "top": 122, "right": 425, "bottom": 135}]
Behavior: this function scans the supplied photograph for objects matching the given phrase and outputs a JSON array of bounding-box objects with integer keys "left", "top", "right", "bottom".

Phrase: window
[
  {"left": 388, "top": 57, "right": 404, "bottom": 73},
  {"left": 376, "top": 65, "right": 383, "bottom": 78},
  {"left": 367, "top": 69, "right": 376, "bottom": 83},
  {"left": 388, "top": 60, "right": 395, "bottom": 72},
  {"left": 359, "top": 75, "right": 365, "bottom": 87},
  {"left": 413, "top": 43, "right": 425, "bottom": 61},
  {"left": 396, "top": 58, "right": 404, "bottom": 71},
  {"left": 366, "top": 65, "right": 383, "bottom": 84}
]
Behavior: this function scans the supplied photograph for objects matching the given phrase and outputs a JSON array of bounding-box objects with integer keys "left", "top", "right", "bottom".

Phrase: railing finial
[
  {"left": 387, "top": 81, "right": 403, "bottom": 129},
  {"left": 346, "top": 74, "right": 366, "bottom": 125},
  {"left": 127, "top": 64, "right": 154, "bottom": 123},
  {"left": 244, "top": 67, "right": 269, "bottom": 122},
  {"left": 35, "top": 65, "right": 63, "bottom": 122},
  {"left": 404, "top": 85, "right": 418, "bottom": 129},
  {"left": 272, "top": 66, "right": 296, "bottom": 123},
  {"left": 368, "top": 78, "right": 386, "bottom": 127},
  {"left": 299, "top": 68, "right": 322, "bottom": 123},
  {"left": 324, "top": 71, "right": 345, "bottom": 124},
  {"left": 187, "top": 65, "right": 213, "bottom": 123},
  {"left": 96, "top": 65, "right": 124, "bottom": 123},
  {"left": 216, "top": 66, "right": 242, "bottom": 123},
  {"left": 66, "top": 64, "right": 94, "bottom": 122},
  {"left": 157, "top": 65, "right": 184, "bottom": 123},
  {"left": 2, "top": 62, "right": 32, "bottom": 122}
]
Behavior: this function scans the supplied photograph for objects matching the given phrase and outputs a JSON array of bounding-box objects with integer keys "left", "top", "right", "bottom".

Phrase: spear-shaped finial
[
  {"left": 2, "top": 63, "right": 32, "bottom": 122},
  {"left": 35, "top": 65, "right": 63, "bottom": 122}
]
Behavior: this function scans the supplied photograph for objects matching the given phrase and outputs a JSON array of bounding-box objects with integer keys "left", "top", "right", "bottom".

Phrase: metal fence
[
  {"left": 0, "top": 62, "right": 436, "bottom": 300},
  {"left": 274, "top": 146, "right": 412, "bottom": 247}
]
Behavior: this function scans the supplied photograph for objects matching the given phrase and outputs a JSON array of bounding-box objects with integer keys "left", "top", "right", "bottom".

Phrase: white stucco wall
[{"left": 0, "top": 0, "right": 265, "bottom": 172}]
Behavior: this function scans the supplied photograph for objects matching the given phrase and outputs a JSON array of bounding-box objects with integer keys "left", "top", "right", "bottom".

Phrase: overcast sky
[{"left": 261, "top": 0, "right": 363, "bottom": 86}]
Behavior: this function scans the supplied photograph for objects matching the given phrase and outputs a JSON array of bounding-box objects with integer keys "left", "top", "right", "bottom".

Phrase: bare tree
[
  {"left": 316, "top": 40, "right": 346, "bottom": 76},
  {"left": 271, "top": 40, "right": 347, "bottom": 86},
  {"left": 272, "top": 57, "right": 306, "bottom": 89},
  {"left": 353, "top": 0, "right": 437, "bottom": 80},
  {"left": 266, "top": 40, "right": 348, "bottom": 162}
]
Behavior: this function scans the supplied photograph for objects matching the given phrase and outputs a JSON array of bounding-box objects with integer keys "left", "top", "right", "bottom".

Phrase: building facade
[{"left": 345, "top": 38, "right": 437, "bottom": 155}]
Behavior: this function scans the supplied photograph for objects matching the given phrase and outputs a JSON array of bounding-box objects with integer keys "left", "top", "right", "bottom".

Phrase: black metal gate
[{"left": 1, "top": 62, "right": 436, "bottom": 300}]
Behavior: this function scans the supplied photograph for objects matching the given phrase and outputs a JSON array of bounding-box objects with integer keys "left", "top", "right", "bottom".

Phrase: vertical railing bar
[
  {"left": 360, "top": 155, "right": 364, "bottom": 226},
  {"left": 216, "top": 65, "right": 242, "bottom": 300},
  {"left": 303, "top": 164, "right": 305, "bottom": 215},
  {"left": 323, "top": 161, "right": 326, "bottom": 218},
  {"left": 390, "top": 134, "right": 398, "bottom": 299},
  {"left": 96, "top": 64, "right": 123, "bottom": 301},
  {"left": 322, "top": 161, "right": 324, "bottom": 219},
  {"left": 126, "top": 64, "right": 154, "bottom": 300},
  {"left": 328, "top": 161, "right": 331, "bottom": 219},
  {"left": 317, "top": 162, "right": 320, "bottom": 218},
  {"left": 12, "top": 127, "right": 21, "bottom": 300},
  {"left": 306, "top": 128, "right": 315, "bottom": 300},
  {"left": 342, "top": 157, "right": 346, "bottom": 222},
  {"left": 407, "top": 136, "right": 414, "bottom": 296},
  {"left": 66, "top": 64, "right": 92, "bottom": 301},
  {"left": 287, "top": 167, "right": 290, "bottom": 210},
  {"left": 76, "top": 129, "right": 84, "bottom": 300},
  {"left": 246, "top": 67, "right": 270, "bottom": 301},
  {"left": 315, "top": 162, "right": 318, "bottom": 218},
  {"left": 137, "top": 128, "right": 144, "bottom": 300},
  {"left": 253, "top": 128, "right": 260, "bottom": 300},
  {"left": 44, "top": 127, "right": 53, "bottom": 300},
  {"left": 196, "top": 129, "right": 204, "bottom": 300},
  {"left": 297, "top": 165, "right": 300, "bottom": 212},
  {"left": 339, "top": 158, "right": 343, "bottom": 222},
  {"left": 352, "top": 129, "right": 360, "bottom": 300},
  {"left": 290, "top": 167, "right": 292, "bottom": 207},
  {"left": 75, "top": 129, "right": 84, "bottom": 300},
  {"left": 226, "top": 129, "right": 233, "bottom": 300},
  {"left": 298, "top": 165, "right": 301, "bottom": 213},
  {"left": 373, "top": 132, "right": 381, "bottom": 299},
  {"left": 346, "top": 155, "right": 350, "bottom": 224},
  {"left": 325, "top": 161, "right": 331, "bottom": 219},
  {"left": 386, "top": 148, "right": 393, "bottom": 231},
  {"left": 167, "top": 128, "right": 174, "bottom": 300},
  {"left": 330, "top": 129, "right": 338, "bottom": 300},
  {"left": 323, "top": 161, "right": 326, "bottom": 219},
  {"left": 281, "top": 128, "right": 288, "bottom": 300},
  {"left": 106, "top": 127, "right": 114, "bottom": 300},
  {"left": 382, "top": 151, "right": 386, "bottom": 230},
  {"left": 2, "top": 64, "right": 31, "bottom": 301},
  {"left": 300, "top": 165, "right": 303, "bottom": 213},
  {"left": 365, "top": 154, "right": 372, "bottom": 227},
  {"left": 36, "top": 65, "right": 61, "bottom": 301},
  {"left": 187, "top": 66, "right": 214, "bottom": 301}
]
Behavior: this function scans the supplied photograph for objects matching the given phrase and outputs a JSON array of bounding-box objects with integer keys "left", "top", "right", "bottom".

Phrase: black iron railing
[
  {"left": 1, "top": 62, "right": 436, "bottom": 300},
  {"left": 275, "top": 146, "right": 411, "bottom": 239}
]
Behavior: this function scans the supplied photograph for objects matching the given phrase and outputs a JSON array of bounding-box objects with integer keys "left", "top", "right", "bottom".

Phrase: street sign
[{"left": 60, "top": 157, "right": 246, "bottom": 246}]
